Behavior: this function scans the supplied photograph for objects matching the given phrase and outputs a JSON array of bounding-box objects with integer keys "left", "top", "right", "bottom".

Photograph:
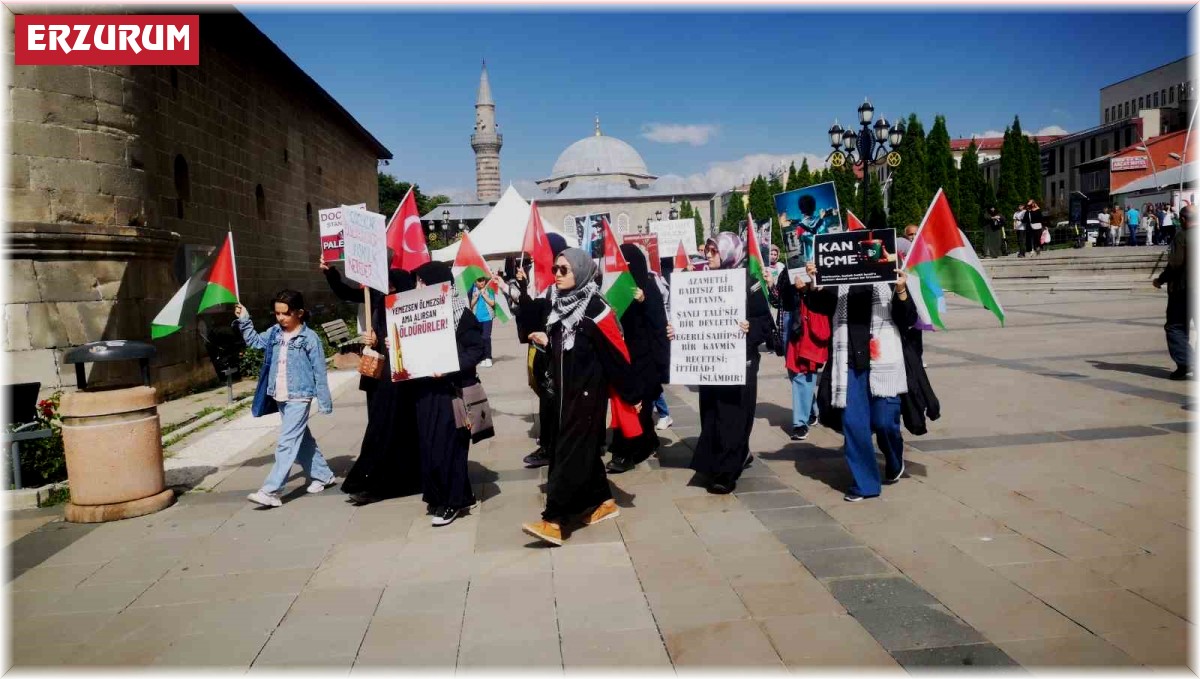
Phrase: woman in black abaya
[
  {"left": 606, "top": 243, "right": 669, "bottom": 474},
  {"left": 671, "top": 233, "right": 773, "bottom": 494},
  {"left": 341, "top": 269, "right": 423, "bottom": 504},
  {"left": 412, "top": 261, "right": 486, "bottom": 527}
]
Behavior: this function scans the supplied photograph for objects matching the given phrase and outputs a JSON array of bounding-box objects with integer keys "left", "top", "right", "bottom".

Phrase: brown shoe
[
  {"left": 522, "top": 520, "right": 563, "bottom": 546},
  {"left": 584, "top": 499, "right": 620, "bottom": 526}
]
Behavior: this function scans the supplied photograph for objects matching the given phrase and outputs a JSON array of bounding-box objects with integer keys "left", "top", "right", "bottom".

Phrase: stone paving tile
[
  {"left": 556, "top": 590, "right": 657, "bottom": 633},
  {"left": 991, "top": 559, "right": 1124, "bottom": 598},
  {"left": 131, "top": 567, "right": 314, "bottom": 607},
  {"left": 792, "top": 546, "right": 895, "bottom": 579},
  {"left": 850, "top": 604, "right": 986, "bottom": 652},
  {"left": 892, "top": 642, "right": 1020, "bottom": 668},
  {"left": 644, "top": 583, "right": 751, "bottom": 632},
  {"left": 663, "top": 619, "right": 785, "bottom": 669},
  {"left": 732, "top": 578, "right": 843, "bottom": 618},
  {"left": 950, "top": 597, "right": 1092, "bottom": 644},
  {"left": 10, "top": 561, "right": 105, "bottom": 592},
  {"left": 284, "top": 585, "right": 383, "bottom": 620},
  {"left": 353, "top": 611, "right": 464, "bottom": 667},
  {"left": 560, "top": 627, "right": 673, "bottom": 669},
  {"left": 729, "top": 476, "right": 789, "bottom": 493},
  {"left": 751, "top": 505, "right": 837, "bottom": 531},
  {"left": 711, "top": 551, "right": 812, "bottom": 588},
  {"left": 997, "top": 634, "right": 1139, "bottom": 667},
  {"left": 253, "top": 613, "right": 371, "bottom": 665},
  {"left": 1101, "top": 620, "right": 1191, "bottom": 667},
  {"left": 760, "top": 613, "right": 902, "bottom": 669},
  {"left": 826, "top": 576, "right": 942, "bottom": 612},
  {"left": 1039, "top": 589, "right": 1185, "bottom": 635},
  {"left": 554, "top": 568, "right": 645, "bottom": 603},
  {"left": 152, "top": 628, "right": 273, "bottom": 668},
  {"left": 456, "top": 636, "right": 562, "bottom": 668},
  {"left": 734, "top": 490, "right": 811, "bottom": 511},
  {"left": 773, "top": 524, "right": 863, "bottom": 554},
  {"left": 949, "top": 534, "right": 1066, "bottom": 566}
]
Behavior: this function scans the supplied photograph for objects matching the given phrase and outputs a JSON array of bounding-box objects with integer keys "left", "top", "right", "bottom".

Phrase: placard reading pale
[
  {"left": 343, "top": 207, "right": 388, "bottom": 293},
  {"left": 669, "top": 269, "right": 745, "bottom": 385},
  {"left": 385, "top": 283, "right": 460, "bottom": 381},
  {"left": 621, "top": 233, "right": 661, "bottom": 274},
  {"left": 651, "top": 219, "right": 700, "bottom": 259},
  {"left": 813, "top": 228, "right": 899, "bottom": 287}
]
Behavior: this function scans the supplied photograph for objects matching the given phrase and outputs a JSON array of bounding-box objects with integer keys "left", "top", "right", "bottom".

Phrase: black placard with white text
[{"left": 813, "top": 229, "right": 899, "bottom": 286}]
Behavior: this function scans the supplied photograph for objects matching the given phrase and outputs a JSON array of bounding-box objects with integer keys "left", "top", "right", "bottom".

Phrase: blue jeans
[
  {"left": 842, "top": 368, "right": 903, "bottom": 497},
  {"left": 1128, "top": 225, "right": 1139, "bottom": 245},
  {"left": 261, "top": 400, "right": 334, "bottom": 494},
  {"left": 480, "top": 319, "right": 493, "bottom": 360},
  {"left": 653, "top": 393, "right": 669, "bottom": 418},
  {"left": 1166, "top": 290, "right": 1192, "bottom": 370},
  {"left": 789, "top": 370, "right": 818, "bottom": 429},
  {"left": 779, "top": 310, "right": 792, "bottom": 348}
]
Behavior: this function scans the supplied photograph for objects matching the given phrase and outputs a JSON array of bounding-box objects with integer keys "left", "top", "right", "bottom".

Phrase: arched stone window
[
  {"left": 173, "top": 154, "right": 189, "bottom": 219},
  {"left": 255, "top": 184, "right": 266, "bottom": 220},
  {"left": 616, "top": 214, "right": 630, "bottom": 234},
  {"left": 306, "top": 202, "right": 313, "bottom": 230}
]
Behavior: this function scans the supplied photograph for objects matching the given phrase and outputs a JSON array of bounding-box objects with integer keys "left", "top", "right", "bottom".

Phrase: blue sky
[{"left": 243, "top": 9, "right": 1190, "bottom": 200}]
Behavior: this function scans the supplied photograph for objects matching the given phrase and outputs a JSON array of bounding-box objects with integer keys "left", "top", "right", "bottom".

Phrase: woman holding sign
[
  {"left": 670, "top": 233, "right": 774, "bottom": 495},
  {"left": 806, "top": 260, "right": 917, "bottom": 502},
  {"left": 412, "top": 261, "right": 486, "bottom": 527},
  {"left": 606, "top": 243, "right": 669, "bottom": 474},
  {"left": 521, "top": 249, "right": 641, "bottom": 546}
]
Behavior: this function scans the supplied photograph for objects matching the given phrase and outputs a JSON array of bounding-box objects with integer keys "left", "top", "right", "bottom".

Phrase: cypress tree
[
  {"left": 1024, "top": 135, "right": 1044, "bottom": 205},
  {"left": 720, "top": 189, "right": 746, "bottom": 232},
  {"left": 926, "top": 115, "right": 960, "bottom": 215},
  {"left": 997, "top": 124, "right": 1023, "bottom": 215},
  {"left": 830, "top": 162, "right": 858, "bottom": 216},
  {"left": 888, "top": 113, "right": 929, "bottom": 230},
  {"left": 796, "top": 159, "right": 813, "bottom": 189},
  {"left": 862, "top": 171, "right": 887, "bottom": 228},
  {"left": 957, "top": 141, "right": 984, "bottom": 236},
  {"left": 766, "top": 174, "right": 785, "bottom": 245},
  {"left": 786, "top": 162, "right": 799, "bottom": 191}
]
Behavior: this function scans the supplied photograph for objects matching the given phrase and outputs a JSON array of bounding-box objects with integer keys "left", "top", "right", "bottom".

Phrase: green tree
[
  {"left": 829, "top": 162, "right": 858, "bottom": 217},
  {"left": 766, "top": 173, "right": 785, "bottom": 245},
  {"left": 378, "top": 172, "right": 451, "bottom": 218},
  {"left": 719, "top": 189, "right": 746, "bottom": 232},
  {"left": 926, "top": 115, "right": 959, "bottom": 215},
  {"left": 888, "top": 113, "right": 929, "bottom": 230},
  {"left": 796, "top": 159, "right": 813, "bottom": 189},
  {"left": 1024, "top": 135, "right": 1044, "bottom": 205},
  {"left": 785, "top": 162, "right": 799, "bottom": 191},
  {"left": 862, "top": 171, "right": 887, "bottom": 229},
  {"left": 748, "top": 175, "right": 775, "bottom": 228},
  {"left": 693, "top": 208, "right": 705, "bottom": 246},
  {"left": 957, "top": 141, "right": 984, "bottom": 237},
  {"left": 997, "top": 122, "right": 1024, "bottom": 216}
]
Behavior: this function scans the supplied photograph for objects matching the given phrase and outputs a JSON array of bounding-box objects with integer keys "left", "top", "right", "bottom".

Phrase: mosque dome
[{"left": 549, "top": 134, "right": 651, "bottom": 179}]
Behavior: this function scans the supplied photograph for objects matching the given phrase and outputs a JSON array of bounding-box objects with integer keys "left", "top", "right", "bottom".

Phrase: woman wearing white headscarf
[
  {"left": 669, "top": 232, "right": 774, "bottom": 494},
  {"left": 521, "top": 248, "right": 640, "bottom": 546},
  {"left": 805, "top": 260, "right": 917, "bottom": 502}
]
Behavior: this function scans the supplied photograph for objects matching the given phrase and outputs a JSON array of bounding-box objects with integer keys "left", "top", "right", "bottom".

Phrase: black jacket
[{"left": 899, "top": 340, "right": 940, "bottom": 436}]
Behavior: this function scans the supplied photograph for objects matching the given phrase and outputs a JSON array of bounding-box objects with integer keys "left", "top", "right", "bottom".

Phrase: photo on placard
[
  {"left": 812, "top": 228, "right": 898, "bottom": 287},
  {"left": 774, "top": 181, "right": 843, "bottom": 272},
  {"left": 575, "top": 213, "right": 610, "bottom": 258}
]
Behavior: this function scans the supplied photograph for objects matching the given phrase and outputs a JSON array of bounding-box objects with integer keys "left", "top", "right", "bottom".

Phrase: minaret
[{"left": 471, "top": 61, "right": 502, "bottom": 202}]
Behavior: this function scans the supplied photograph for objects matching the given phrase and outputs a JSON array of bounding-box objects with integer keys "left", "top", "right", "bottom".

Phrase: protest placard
[
  {"left": 621, "top": 233, "right": 661, "bottom": 273},
  {"left": 318, "top": 203, "right": 367, "bottom": 263},
  {"left": 385, "top": 282, "right": 461, "bottom": 381},
  {"left": 651, "top": 219, "right": 699, "bottom": 259},
  {"left": 813, "top": 228, "right": 899, "bottom": 287},
  {"left": 774, "top": 182, "right": 842, "bottom": 283},
  {"left": 342, "top": 206, "right": 388, "bottom": 293},
  {"left": 669, "top": 269, "right": 745, "bottom": 385}
]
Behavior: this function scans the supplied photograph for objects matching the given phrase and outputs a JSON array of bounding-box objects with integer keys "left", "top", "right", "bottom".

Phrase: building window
[
  {"left": 564, "top": 215, "right": 575, "bottom": 233},
  {"left": 1101, "top": 139, "right": 1109, "bottom": 155},
  {"left": 1125, "top": 128, "right": 1133, "bottom": 148},
  {"left": 306, "top": 202, "right": 313, "bottom": 231},
  {"left": 284, "top": 148, "right": 289, "bottom": 164},
  {"left": 1105, "top": 109, "right": 1110, "bottom": 124},
  {"left": 1154, "top": 92, "right": 1160, "bottom": 107},
  {"left": 173, "top": 154, "right": 190, "bottom": 219},
  {"left": 1059, "top": 147, "right": 1065, "bottom": 172},
  {"left": 1170, "top": 87, "right": 1175, "bottom": 104},
  {"left": 1138, "top": 97, "right": 1144, "bottom": 111},
  {"left": 616, "top": 213, "right": 630, "bottom": 234},
  {"left": 255, "top": 184, "right": 266, "bottom": 220}
]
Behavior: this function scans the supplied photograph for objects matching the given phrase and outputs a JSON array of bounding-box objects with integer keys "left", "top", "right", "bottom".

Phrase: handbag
[
  {"left": 461, "top": 382, "right": 495, "bottom": 443},
  {"left": 358, "top": 347, "right": 385, "bottom": 380},
  {"left": 1040, "top": 228, "right": 1051, "bottom": 245}
]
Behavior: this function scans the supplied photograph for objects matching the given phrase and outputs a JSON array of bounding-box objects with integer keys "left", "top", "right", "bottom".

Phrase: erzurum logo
[{"left": 14, "top": 15, "right": 199, "bottom": 66}]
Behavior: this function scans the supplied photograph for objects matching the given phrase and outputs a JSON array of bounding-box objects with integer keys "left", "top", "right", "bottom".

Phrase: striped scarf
[
  {"left": 830, "top": 283, "right": 907, "bottom": 408},
  {"left": 547, "top": 280, "right": 599, "bottom": 351}
]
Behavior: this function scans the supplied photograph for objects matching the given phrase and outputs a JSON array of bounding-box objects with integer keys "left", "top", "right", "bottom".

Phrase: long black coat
[
  {"left": 690, "top": 269, "right": 774, "bottom": 484},
  {"left": 323, "top": 266, "right": 384, "bottom": 395},
  {"left": 538, "top": 295, "right": 639, "bottom": 523},
  {"left": 414, "top": 307, "right": 485, "bottom": 511}
]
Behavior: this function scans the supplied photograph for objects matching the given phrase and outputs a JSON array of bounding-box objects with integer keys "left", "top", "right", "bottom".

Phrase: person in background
[
  {"left": 1098, "top": 207, "right": 1112, "bottom": 246},
  {"left": 470, "top": 276, "right": 496, "bottom": 368},
  {"left": 1111, "top": 205, "right": 1126, "bottom": 246},
  {"left": 902, "top": 224, "right": 926, "bottom": 362},
  {"left": 236, "top": 290, "right": 336, "bottom": 508},
  {"left": 1024, "top": 200, "right": 1044, "bottom": 256},
  {"left": 1126, "top": 203, "right": 1141, "bottom": 246},
  {"left": 784, "top": 272, "right": 829, "bottom": 441},
  {"left": 1154, "top": 205, "right": 1193, "bottom": 380},
  {"left": 651, "top": 256, "right": 674, "bottom": 431},
  {"left": 1145, "top": 209, "right": 1160, "bottom": 246},
  {"left": 1013, "top": 204, "right": 1028, "bottom": 257},
  {"left": 1161, "top": 205, "right": 1177, "bottom": 245},
  {"left": 982, "top": 207, "right": 1003, "bottom": 258}
]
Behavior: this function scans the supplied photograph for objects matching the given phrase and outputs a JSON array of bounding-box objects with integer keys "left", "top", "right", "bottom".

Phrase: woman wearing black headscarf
[
  {"left": 412, "top": 261, "right": 485, "bottom": 527},
  {"left": 606, "top": 243, "right": 669, "bottom": 474},
  {"left": 341, "top": 268, "right": 423, "bottom": 504},
  {"left": 669, "top": 233, "right": 773, "bottom": 494},
  {"left": 521, "top": 248, "right": 640, "bottom": 546}
]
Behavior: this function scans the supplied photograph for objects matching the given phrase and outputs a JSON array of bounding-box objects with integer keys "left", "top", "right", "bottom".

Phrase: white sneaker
[
  {"left": 306, "top": 477, "right": 336, "bottom": 494},
  {"left": 247, "top": 490, "right": 282, "bottom": 508},
  {"left": 480, "top": 359, "right": 492, "bottom": 368},
  {"left": 655, "top": 416, "right": 673, "bottom": 430}
]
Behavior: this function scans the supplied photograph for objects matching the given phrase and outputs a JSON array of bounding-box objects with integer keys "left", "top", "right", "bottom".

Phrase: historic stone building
[
  {"left": 470, "top": 62, "right": 502, "bottom": 203},
  {"left": 4, "top": 8, "right": 391, "bottom": 397}
]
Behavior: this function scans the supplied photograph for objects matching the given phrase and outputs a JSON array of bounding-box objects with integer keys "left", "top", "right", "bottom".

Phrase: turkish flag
[
  {"left": 386, "top": 188, "right": 429, "bottom": 270},
  {"left": 673, "top": 241, "right": 689, "bottom": 271},
  {"left": 845, "top": 209, "right": 867, "bottom": 231}
]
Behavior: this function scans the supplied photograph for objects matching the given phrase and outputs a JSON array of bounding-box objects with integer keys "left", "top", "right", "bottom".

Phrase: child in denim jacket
[{"left": 235, "top": 290, "right": 336, "bottom": 508}]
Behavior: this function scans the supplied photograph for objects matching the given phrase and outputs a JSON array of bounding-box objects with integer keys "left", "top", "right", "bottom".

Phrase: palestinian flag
[
  {"left": 151, "top": 232, "right": 239, "bottom": 339},
  {"left": 591, "top": 304, "right": 642, "bottom": 439},
  {"left": 673, "top": 241, "right": 689, "bottom": 271},
  {"left": 845, "top": 209, "right": 867, "bottom": 231},
  {"left": 451, "top": 231, "right": 510, "bottom": 323},
  {"left": 905, "top": 189, "right": 1005, "bottom": 330},
  {"left": 744, "top": 211, "right": 769, "bottom": 301},
  {"left": 522, "top": 200, "right": 554, "bottom": 298},
  {"left": 599, "top": 218, "right": 637, "bottom": 318}
]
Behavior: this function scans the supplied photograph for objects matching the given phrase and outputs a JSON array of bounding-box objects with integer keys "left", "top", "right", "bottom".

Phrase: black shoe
[
  {"left": 431, "top": 506, "right": 460, "bottom": 527},
  {"left": 606, "top": 456, "right": 634, "bottom": 474},
  {"left": 808, "top": 414, "right": 818, "bottom": 427},
  {"left": 884, "top": 462, "right": 905, "bottom": 485},
  {"left": 708, "top": 480, "right": 735, "bottom": 495},
  {"left": 791, "top": 425, "right": 809, "bottom": 441},
  {"left": 1169, "top": 367, "right": 1192, "bottom": 381},
  {"left": 523, "top": 449, "right": 550, "bottom": 468}
]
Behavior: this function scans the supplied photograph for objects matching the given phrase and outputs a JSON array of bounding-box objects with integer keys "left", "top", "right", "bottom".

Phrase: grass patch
[
  {"left": 162, "top": 399, "right": 252, "bottom": 451},
  {"left": 41, "top": 485, "right": 70, "bottom": 507},
  {"left": 160, "top": 405, "right": 222, "bottom": 437}
]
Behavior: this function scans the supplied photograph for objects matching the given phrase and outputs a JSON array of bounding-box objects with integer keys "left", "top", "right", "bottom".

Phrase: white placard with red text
[
  {"left": 342, "top": 207, "right": 388, "bottom": 293},
  {"left": 385, "top": 283, "right": 460, "bottom": 381}
]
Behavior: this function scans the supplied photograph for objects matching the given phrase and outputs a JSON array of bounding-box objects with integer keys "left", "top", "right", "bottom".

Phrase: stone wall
[{"left": 4, "top": 8, "right": 387, "bottom": 398}]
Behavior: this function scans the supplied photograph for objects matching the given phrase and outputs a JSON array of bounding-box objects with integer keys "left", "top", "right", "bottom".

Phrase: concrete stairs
[{"left": 981, "top": 247, "right": 1168, "bottom": 292}]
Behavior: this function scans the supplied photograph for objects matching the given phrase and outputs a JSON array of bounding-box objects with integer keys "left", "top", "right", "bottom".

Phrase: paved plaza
[{"left": 5, "top": 286, "right": 1193, "bottom": 671}]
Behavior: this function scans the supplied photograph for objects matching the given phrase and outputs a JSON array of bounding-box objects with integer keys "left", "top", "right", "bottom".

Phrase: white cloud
[
  {"left": 640, "top": 123, "right": 718, "bottom": 146},
  {"left": 425, "top": 186, "right": 476, "bottom": 203},
  {"left": 969, "top": 130, "right": 1006, "bottom": 139},
  {"left": 652, "top": 152, "right": 829, "bottom": 194},
  {"left": 1035, "top": 125, "right": 1069, "bottom": 136}
]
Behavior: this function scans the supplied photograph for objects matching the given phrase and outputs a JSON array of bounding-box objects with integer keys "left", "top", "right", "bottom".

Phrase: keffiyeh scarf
[{"left": 830, "top": 283, "right": 907, "bottom": 408}]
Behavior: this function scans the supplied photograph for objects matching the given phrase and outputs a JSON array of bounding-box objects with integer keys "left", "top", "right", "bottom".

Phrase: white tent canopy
[{"left": 433, "top": 185, "right": 577, "bottom": 262}]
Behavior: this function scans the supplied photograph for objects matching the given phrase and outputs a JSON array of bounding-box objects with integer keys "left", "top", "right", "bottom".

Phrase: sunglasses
[
  {"left": 552, "top": 264, "right": 572, "bottom": 276},
  {"left": 704, "top": 247, "right": 719, "bottom": 256}
]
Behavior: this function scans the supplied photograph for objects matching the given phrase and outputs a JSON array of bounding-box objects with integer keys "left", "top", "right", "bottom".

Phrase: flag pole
[{"left": 227, "top": 223, "right": 240, "bottom": 301}]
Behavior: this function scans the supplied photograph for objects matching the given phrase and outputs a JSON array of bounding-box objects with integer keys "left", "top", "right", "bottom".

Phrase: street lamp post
[
  {"left": 669, "top": 197, "right": 679, "bottom": 221},
  {"left": 441, "top": 208, "right": 451, "bottom": 247},
  {"left": 827, "top": 99, "right": 905, "bottom": 225}
]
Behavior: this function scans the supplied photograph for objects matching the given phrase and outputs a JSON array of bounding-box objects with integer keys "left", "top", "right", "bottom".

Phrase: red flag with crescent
[{"left": 386, "top": 188, "right": 430, "bottom": 270}]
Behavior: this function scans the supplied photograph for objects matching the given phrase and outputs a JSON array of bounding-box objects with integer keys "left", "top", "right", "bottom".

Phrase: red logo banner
[{"left": 14, "top": 15, "right": 199, "bottom": 66}]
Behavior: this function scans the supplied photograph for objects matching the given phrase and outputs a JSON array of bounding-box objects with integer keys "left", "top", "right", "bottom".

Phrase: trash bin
[{"left": 59, "top": 341, "right": 175, "bottom": 523}]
